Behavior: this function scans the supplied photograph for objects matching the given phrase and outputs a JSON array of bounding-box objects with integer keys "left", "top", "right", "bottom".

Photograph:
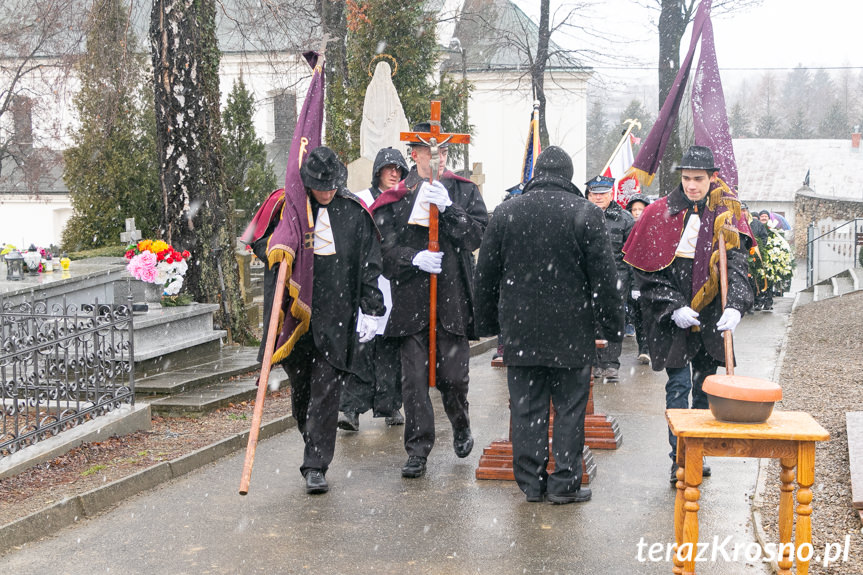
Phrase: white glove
[
  {"left": 357, "top": 313, "right": 378, "bottom": 343},
  {"left": 671, "top": 306, "right": 701, "bottom": 329},
  {"left": 418, "top": 180, "right": 452, "bottom": 213},
  {"left": 412, "top": 250, "right": 443, "bottom": 274},
  {"left": 716, "top": 308, "right": 742, "bottom": 333},
  {"left": 631, "top": 290, "right": 641, "bottom": 300}
]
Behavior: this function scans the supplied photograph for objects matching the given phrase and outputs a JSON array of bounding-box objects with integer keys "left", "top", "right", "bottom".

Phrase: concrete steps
[
  {"left": 794, "top": 268, "right": 862, "bottom": 309},
  {"left": 131, "top": 303, "right": 227, "bottom": 378},
  {"left": 135, "top": 347, "right": 261, "bottom": 396},
  {"left": 148, "top": 370, "right": 288, "bottom": 418},
  {"left": 135, "top": 345, "right": 286, "bottom": 418}
]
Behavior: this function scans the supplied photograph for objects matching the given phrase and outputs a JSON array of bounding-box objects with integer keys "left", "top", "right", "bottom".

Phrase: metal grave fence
[{"left": 1, "top": 297, "right": 135, "bottom": 457}]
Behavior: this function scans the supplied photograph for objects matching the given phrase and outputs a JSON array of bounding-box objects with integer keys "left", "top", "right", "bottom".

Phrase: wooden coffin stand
[{"left": 478, "top": 351, "right": 622, "bottom": 485}]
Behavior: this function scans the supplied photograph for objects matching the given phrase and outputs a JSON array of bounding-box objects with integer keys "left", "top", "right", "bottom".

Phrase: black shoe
[
  {"left": 547, "top": 488, "right": 592, "bottom": 504},
  {"left": 337, "top": 411, "right": 359, "bottom": 432},
  {"left": 603, "top": 367, "right": 619, "bottom": 382},
  {"left": 670, "top": 463, "right": 680, "bottom": 484},
  {"left": 385, "top": 409, "right": 404, "bottom": 426},
  {"left": 401, "top": 455, "right": 427, "bottom": 478},
  {"left": 526, "top": 492, "right": 546, "bottom": 503},
  {"left": 453, "top": 428, "right": 474, "bottom": 458},
  {"left": 304, "top": 470, "right": 329, "bottom": 494}
]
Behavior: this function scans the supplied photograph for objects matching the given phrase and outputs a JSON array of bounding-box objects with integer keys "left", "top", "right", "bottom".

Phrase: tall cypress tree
[
  {"left": 62, "top": 0, "right": 159, "bottom": 251},
  {"left": 222, "top": 77, "right": 277, "bottom": 216}
]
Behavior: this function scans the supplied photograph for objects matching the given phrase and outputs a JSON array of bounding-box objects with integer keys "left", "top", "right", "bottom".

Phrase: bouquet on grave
[{"left": 125, "top": 239, "right": 191, "bottom": 296}]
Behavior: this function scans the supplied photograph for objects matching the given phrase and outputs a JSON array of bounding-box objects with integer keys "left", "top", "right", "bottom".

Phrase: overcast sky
[
  {"left": 513, "top": 0, "right": 863, "bottom": 76},
  {"left": 510, "top": 0, "right": 863, "bottom": 115}
]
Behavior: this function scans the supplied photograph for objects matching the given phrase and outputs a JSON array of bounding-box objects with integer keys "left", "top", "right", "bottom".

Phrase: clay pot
[{"left": 703, "top": 375, "right": 782, "bottom": 424}]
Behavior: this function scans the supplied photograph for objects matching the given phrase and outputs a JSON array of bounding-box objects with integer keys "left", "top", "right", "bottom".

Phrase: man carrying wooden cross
[{"left": 372, "top": 119, "right": 487, "bottom": 479}]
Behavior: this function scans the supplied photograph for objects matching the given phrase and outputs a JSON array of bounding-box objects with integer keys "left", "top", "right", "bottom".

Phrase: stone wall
[{"left": 794, "top": 189, "right": 863, "bottom": 258}]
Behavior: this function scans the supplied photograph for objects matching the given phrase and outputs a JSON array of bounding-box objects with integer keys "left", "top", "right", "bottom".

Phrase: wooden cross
[{"left": 400, "top": 101, "right": 471, "bottom": 388}]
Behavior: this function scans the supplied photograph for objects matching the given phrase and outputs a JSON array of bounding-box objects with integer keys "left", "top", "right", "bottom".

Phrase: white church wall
[
  {"left": 466, "top": 70, "right": 590, "bottom": 211},
  {"left": 1, "top": 195, "right": 72, "bottom": 248}
]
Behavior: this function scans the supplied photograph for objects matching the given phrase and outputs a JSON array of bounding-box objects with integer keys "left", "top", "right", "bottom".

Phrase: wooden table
[{"left": 666, "top": 409, "right": 830, "bottom": 575}]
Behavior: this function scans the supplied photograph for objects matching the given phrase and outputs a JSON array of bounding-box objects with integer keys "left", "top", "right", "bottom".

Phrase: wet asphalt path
[{"left": 2, "top": 301, "right": 790, "bottom": 574}]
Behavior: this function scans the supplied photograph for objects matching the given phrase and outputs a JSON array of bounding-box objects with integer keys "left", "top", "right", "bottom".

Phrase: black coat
[
  {"left": 473, "top": 177, "right": 624, "bottom": 368},
  {"left": 376, "top": 167, "right": 488, "bottom": 338},
  {"left": 749, "top": 218, "right": 769, "bottom": 248},
  {"left": 632, "top": 187, "right": 753, "bottom": 371},
  {"left": 603, "top": 201, "right": 635, "bottom": 295},
  {"left": 254, "top": 190, "right": 385, "bottom": 374}
]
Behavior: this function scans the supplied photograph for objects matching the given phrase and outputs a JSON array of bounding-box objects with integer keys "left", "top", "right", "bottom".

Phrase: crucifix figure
[{"left": 400, "top": 101, "right": 470, "bottom": 389}]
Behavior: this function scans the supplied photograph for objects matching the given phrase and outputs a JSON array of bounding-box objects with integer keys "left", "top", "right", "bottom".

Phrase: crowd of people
[{"left": 246, "top": 136, "right": 778, "bottom": 501}]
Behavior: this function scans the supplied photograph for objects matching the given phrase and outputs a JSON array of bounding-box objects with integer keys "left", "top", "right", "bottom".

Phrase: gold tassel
[{"left": 261, "top": 251, "right": 311, "bottom": 366}]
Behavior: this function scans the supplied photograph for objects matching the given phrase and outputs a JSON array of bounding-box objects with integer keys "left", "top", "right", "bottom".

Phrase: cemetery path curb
[
  {"left": 750, "top": 309, "right": 794, "bottom": 575},
  {"left": 0, "top": 338, "right": 495, "bottom": 556},
  {"left": 0, "top": 414, "right": 296, "bottom": 555}
]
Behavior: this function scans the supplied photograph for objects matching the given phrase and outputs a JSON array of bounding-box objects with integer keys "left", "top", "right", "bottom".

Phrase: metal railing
[
  {"left": 806, "top": 219, "right": 863, "bottom": 287},
  {"left": 1, "top": 297, "right": 134, "bottom": 457}
]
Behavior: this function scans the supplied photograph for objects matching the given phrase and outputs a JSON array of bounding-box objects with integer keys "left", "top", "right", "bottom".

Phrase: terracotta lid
[{"left": 703, "top": 375, "right": 782, "bottom": 402}]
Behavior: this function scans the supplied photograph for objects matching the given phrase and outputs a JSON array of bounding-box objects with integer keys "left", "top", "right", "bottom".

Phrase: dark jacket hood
[
  {"left": 371, "top": 147, "right": 409, "bottom": 190},
  {"left": 522, "top": 145, "right": 582, "bottom": 197}
]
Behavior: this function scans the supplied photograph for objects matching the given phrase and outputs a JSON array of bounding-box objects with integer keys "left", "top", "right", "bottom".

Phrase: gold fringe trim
[
  {"left": 630, "top": 167, "right": 654, "bottom": 188},
  {"left": 266, "top": 245, "right": 295, "bottom": 270},
  {"left": 265, "top": 250, "right": 311, "bottom": 366},
  {"left": 690, "top": 207, "right": 740, "bottom": 312}
]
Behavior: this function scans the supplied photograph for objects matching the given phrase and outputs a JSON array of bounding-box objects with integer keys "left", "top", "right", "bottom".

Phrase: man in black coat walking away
[
  {"left": 372, "top": 123, "right": 488, "bottom": 479},
  {"left": 585, "top": 175, "right": 634, "bottom": 383},
  {"left": 249, "top": 147, "right": 385, "bottom": 494},
  {"left": 622, "top": 145, "right": 753, "bottom": 484},
  {"left": 474, "top": 146, "right": 623, "bottom": 504}
]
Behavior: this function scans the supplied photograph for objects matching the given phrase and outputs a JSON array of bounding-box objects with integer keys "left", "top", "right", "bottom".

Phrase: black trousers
[
  {"left": 282, "top": 334, "right": 349, "bottom": 477},
  {"left": 339, "top": 336, "right": 402, "bottom": 417},
  {"left": 596, "top": 280, "right": 627, "bottom": 369},
  {"left": 507, "top": 364, "right": 591, "bottom": 498},
  {"left": 400, "top": 329, "right": 470, "bottom": 458},
  {"left": 628, "top": 295, "right": 648, "bottom": 355}
]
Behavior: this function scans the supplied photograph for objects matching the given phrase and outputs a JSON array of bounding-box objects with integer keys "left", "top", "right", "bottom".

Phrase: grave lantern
[
  {"left": 23, "top": 245, "right": 41, "bottom": 274},
  {"left": 5, "top": 250, "right": 24, "bottom": 280}
]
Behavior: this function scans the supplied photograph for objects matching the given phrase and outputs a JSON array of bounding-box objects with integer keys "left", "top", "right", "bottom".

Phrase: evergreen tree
[
  {"left": 728, "top": 101, "right": 752, "bottom": 138},
  {"left": 585, "top": 100, "right": 609, "bottom": 178},
  {"left": 328, "top": 0, "right": 469, "bottom": 165},
  {"left": 756, "top": 113, "right": 779, "bottom": 138},
  {"left": 780, "top": 66, "right": 812, "bottom": 136},
  {"left": 62, "top": 0, "right": 159, "bottom": 251},
  {"left": 222, "top": 77, "right": 277, "bottom": 216},
  {"left": 809, "top": 68, "right": 836, "bottom": 134},
  {"left": 844, "top": 70, "right": 863, "bottom": 134},
  {"left": 818, "top": 101, "right": 849, "bottom": 139},
  {"left": 753, "top": 72, "right": 779, "bottom": 138},
  {"left": 785, "top": 108, "right": 812, "bottom": 139}
]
